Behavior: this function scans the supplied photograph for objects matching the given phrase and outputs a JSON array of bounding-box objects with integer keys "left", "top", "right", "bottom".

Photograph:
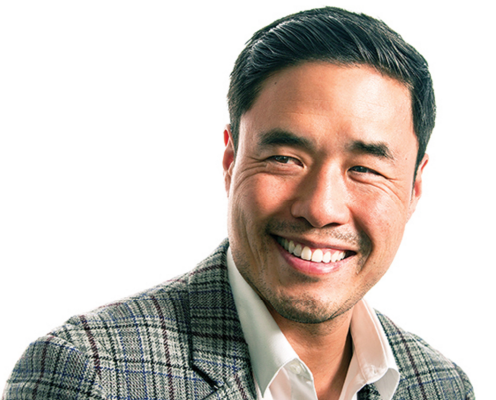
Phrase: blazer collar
[{"left": 187, "top": 239, "right": 256, "bottom": 399}]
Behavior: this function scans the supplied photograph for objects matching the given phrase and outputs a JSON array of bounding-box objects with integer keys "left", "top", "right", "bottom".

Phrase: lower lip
[{"left": 275, "top": 239, "right": 348, "bottom": 276}]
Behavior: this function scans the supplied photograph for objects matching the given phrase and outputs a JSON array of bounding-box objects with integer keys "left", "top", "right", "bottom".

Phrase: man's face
[{"left": 223, "top": 62, "right": 427, "bottom": 324}]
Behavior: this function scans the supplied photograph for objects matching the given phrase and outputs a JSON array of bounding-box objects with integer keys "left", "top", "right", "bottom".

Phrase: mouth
[{"left": 275, "top": 236, "right": 356, "bottom": 264}]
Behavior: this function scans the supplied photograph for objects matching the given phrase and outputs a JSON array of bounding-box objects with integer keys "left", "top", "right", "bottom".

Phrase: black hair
[{"left": 227, "top": 6, "right": 435, "bottom": 169}]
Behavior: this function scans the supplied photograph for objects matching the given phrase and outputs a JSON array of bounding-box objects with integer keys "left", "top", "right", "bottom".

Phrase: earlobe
[
  {"left": 408, "top": 154, "right": 429, "bottom": 220},
  {"left": 222, "top": 125, "right": 235, "bottom": 196}
]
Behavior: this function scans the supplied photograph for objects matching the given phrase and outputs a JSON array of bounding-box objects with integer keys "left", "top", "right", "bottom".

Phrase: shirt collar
[
  {"left": 227, "top": 247, "right": 299, "bottom": 394},
  {"left": 227, "top": 247, "right": 400, "bottom": 400},
  {"left": 343, "top": 300, "right": 400, "bottom": 400}
]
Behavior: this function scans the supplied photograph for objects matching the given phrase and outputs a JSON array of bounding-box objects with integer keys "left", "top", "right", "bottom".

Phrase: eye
[
  {"left": 272, "top": 155, "right": 291, "bottom": 163},
  {"left": 268, "top": 155, "right": 302, "bottom": 166},
  {"left": 349, "top": 165, "right": 380, "bottom": 175}
]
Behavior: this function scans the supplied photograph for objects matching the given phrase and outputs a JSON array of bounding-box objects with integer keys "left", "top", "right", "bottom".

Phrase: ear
[
  {"left": 222, "top": 125, "right": 235, "bottom": 196},
  {"left": 408, "top": 154, "right": 429, "bottom": 220}
]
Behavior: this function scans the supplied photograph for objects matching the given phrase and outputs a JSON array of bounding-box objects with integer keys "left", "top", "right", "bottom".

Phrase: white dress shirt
[{"left": 227, "top": 247, "right": 400, "bottom": 400}]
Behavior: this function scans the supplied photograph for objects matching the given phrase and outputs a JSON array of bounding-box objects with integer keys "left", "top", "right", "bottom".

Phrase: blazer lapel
[
  {"left": 358, "top": 383, "right": 382, "bottom": 400},
  {"left": 188, "top": 240, "right": 256, "bottom": 399}
]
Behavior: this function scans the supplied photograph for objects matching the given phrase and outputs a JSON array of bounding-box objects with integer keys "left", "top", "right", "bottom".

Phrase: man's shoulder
[
  {"left": 376, "top": 311, "right": 474, "bottom": 399},
  {"left": 51, "top": 238, "right": 232, "bottom": 349},
  {"left": 3, "top": 240, "right": 255, "bottom": 400}
]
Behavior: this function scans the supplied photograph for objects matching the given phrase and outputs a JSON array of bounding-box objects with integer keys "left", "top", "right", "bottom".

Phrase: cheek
[
  {"left": 234, "top": 174, "right": 293, "bottom": 218},
  {"left": 228, "top": 176, "right": 273, "bottom": 244},
  {"left": 350, "top": 191, "right": 407, "bottom": 287},
  {"left": 350, "top": 187, "right": 410, "bottom": 253}
]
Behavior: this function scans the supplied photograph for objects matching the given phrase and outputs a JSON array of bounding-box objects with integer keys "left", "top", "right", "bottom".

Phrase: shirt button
[{"left": 288, "top": 361, "right": 303, "bottom": 375}]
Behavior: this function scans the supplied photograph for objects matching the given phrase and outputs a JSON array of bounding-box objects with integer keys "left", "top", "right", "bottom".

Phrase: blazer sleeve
[
  {"left": 455, "top": 363, "right": 475, "bottom": 400},
  {"left": 3, "top": 334, "right": 106, "bottom": 400}
]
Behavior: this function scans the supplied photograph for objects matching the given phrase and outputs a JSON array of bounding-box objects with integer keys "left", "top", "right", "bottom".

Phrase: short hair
[{"left": 227, "top": 6, "right": 435, "bottom": 169}]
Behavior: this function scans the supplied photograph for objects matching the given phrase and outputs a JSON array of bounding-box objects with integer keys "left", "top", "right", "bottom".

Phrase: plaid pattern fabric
[{"left": 3, "top": 240, "right": 474, "bottom": 399}]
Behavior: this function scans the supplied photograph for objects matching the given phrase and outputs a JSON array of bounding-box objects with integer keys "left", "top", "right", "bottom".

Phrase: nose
[{"left": 290, "top": 166, "right": 350, "bottom": 228}]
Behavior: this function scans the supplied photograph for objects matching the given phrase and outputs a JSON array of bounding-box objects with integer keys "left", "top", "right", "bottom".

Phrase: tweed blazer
[{"left": 3, "top": 240, "right": 474, "bottom": 399}]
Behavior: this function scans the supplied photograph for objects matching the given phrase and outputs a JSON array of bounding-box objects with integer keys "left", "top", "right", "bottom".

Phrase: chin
[{"left": 258, "top": 282, "right": 360, "bottom": 325}]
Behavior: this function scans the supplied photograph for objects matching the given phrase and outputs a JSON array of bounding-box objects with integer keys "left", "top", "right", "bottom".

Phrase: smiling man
[
  {"left": 224, "top": 63, "right": 420, "bottom": 328},
  {"left": 3, "top": 6, "right": 473, "bottom": 400}
]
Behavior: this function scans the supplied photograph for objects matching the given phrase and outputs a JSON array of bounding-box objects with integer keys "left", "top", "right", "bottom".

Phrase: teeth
[
  {"left": 277, "top": 237, "right": 347, "bottom": 264},
  {"left": 301, "top": 246, "right": 312, "bottom": 261},
  {"left": 311, "top": 249, "right": 323, "bottom": 262}
]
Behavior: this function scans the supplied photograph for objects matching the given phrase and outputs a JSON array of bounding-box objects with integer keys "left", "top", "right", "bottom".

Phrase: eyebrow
[
  {"left": 347, "top": 140, "right": 395, "bottom": 161},
  {"left": 257, "top": 129, "right": 316, "bottom": 152},
  {"left": 257, "top": 129, "right": 395, "bottom": 161}
]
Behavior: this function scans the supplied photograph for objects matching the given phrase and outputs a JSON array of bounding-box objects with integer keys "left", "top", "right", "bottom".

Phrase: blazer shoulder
[
  {"left": 52, "top": 238, "right": 231, "bottom": 350},
  {"left": 3, "top": 271, "right": 195, "bottom": 400},
  {"left": 376, "top": 312, "right": 475, "bottom": 400},
  {"left": 4, "top": 240, "right": 238, "bottom": 400}
]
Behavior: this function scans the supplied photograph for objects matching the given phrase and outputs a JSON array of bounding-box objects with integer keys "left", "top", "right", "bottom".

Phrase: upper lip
[{"left": 272, "top": 234, "right": 357, "bottom": 253}]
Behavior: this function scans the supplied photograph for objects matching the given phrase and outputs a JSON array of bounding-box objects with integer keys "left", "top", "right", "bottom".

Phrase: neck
[{"left": 270, "top": 307, "right": 354, "bottom": 400}]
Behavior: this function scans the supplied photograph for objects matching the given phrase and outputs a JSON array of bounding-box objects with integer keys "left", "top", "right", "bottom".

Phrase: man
[{"left": 3, "top": 6, "right": 473, "bottom": 400}]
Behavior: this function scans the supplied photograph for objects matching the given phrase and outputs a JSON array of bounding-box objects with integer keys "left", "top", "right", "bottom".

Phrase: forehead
[{"left": 239, "top": 62, "right": 415, "bottom": 153}]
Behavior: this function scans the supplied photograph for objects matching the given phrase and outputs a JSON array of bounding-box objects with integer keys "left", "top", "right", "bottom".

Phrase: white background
[{"left": 1, "top": 0, "right": 493, "bottom": 398}]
